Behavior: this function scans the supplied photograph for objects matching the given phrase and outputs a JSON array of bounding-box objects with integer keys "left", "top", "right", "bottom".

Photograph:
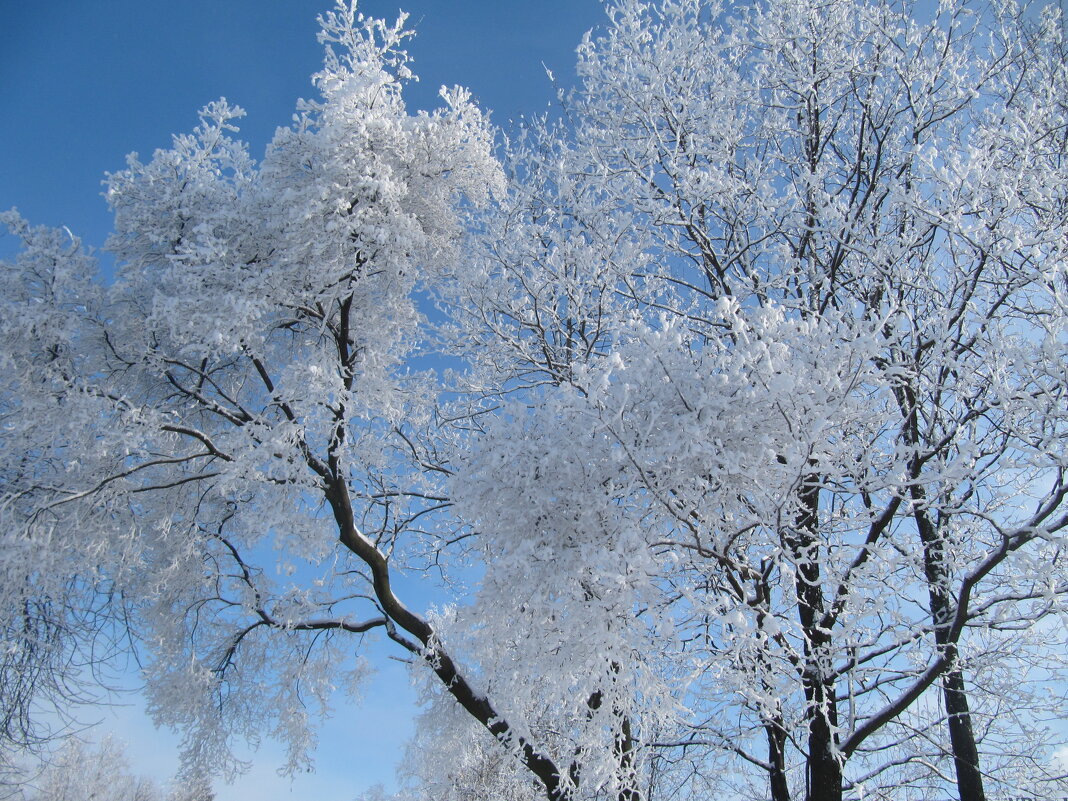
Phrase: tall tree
[
  {"left": 443, "top": 0, "right": 1068, "bottom": 799},
  {"left": 0, "top": 2, "right": 564, "bottom": 794}
]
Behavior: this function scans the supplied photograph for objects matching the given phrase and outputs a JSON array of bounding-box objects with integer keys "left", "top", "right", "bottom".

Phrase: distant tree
[{"left": 13, "top": 737, "right": 169, "bottom": 801}]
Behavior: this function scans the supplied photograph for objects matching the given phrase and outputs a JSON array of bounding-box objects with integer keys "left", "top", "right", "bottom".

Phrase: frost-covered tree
[
  {"left": 0, "top": 0, "right": 545, "bottom": 794},
  {"left": 10, "top": 736, "right": 205, "bottom": 801},
  {"left": 0, "top": 214, "right": 131, "bottom": 782},
  {"left": 441, "top": 0, "right": 1068, "bottom": 800},
  {"left": 15, "top": 738, "right": 158, "bottom": 801},
  {"left": 3, "top": 1, "right": 1068, "bottom": 801}
]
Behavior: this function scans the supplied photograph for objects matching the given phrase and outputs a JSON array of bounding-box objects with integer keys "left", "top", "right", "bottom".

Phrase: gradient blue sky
[{"left": 1, "top": 2, "right": 604, "bottom": 799}]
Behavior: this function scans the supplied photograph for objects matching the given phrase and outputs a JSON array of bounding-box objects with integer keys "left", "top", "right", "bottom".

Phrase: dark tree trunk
[
  {"left": 616, "top": 712, "right": 641, "bottom": 801},
  {"left": 805, "top": 694, "right": 842, "bottom": 801},
  {"left": 942, "top": 662, "right": 986, "bottom": 801},
  {"left": 786, "top": 478, "right": 844, "bottom": 801},
  {"left": 910, "top": 485, "right": 987, "bottom": 801},
  {"left": 895, "top": 371, "right": 988, "bottom": 801},
  {"left": 765, "top": 717, "right": 791, "bottom": 801},
  {"left": 580, "top": 677, "right": 642, "bottom": 801}
]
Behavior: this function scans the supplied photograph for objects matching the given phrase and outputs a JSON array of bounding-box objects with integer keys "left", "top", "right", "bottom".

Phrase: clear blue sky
[
  {"left": 1, "top": 0, "right": 604, "bottom": 249},
  {"left": 0, "top": 1, "right": 604, "bottom": 798}
]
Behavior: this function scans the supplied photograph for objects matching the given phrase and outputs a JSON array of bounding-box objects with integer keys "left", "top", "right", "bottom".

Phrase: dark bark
[
  {"left": 804, "top": 695, "right": 842, "bottom": 801},
  {"left": 889, "top": 353, "right": 987, "bottom": 801},
  {"left": 322, "top": 469, "right": 572, "bottom": 801},
  {"left": 616, "top": 713, "right": 641, "bottom": 801},
  {"left": 784, "top": 477, "right": 843, "bottom": 801},
  {"left": 765, "top": 716, "right": 791, "bottom": 801},
  {"left": 912, "top": 490, "right": 987, "bottom": 801},
  {"left": 942, "top": 664, "right": 986, "bottom": 801},
  {"left": 583, "top": 677, "right": 642, "bottom": 801}
]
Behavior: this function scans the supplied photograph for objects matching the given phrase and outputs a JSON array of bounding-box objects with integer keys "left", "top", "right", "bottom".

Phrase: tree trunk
[
  {"left": 806, "top": 698, "right": 843, "bottom": 801},
  {"left": 942, "top": 662, "right": 986, "bottom": 801},
  {"left": 786, "top": 478, "right": 844, "bottom": 801},
  {"left": 911, "top": 490, "right": 987, "bottom": 801},
  {"left": 765, "top": 716, "right": 791, "bottom": 801},
  {"left": 616, "top": 712, "right": 641, "bottom": 801},
  {"left": 896, "top": 371, "right": 988, "bottom": 801}
]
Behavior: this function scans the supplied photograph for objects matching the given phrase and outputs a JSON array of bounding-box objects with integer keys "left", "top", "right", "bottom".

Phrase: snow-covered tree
[
  {"left": 10, "top": 736, "right": 206, "bottom": 801},
  {"left": 3, "top": 1, "right": 1067, "bottom": 801},
  {"left": 0, "top": 0, "right": 518, "bottom": 792},
  {"left": 0, "top": 213, "right": 128, "bottom": 781},
  {"left": 441, "top": 0, "right": 1068, "bottom": 800}
]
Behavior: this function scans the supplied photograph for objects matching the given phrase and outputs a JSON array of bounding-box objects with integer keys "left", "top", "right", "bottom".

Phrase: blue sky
[
  {"left": 1, "top": 1, "right": 604, "bottom": 798},
  {"left": 1, "top": 0, "right": 605, "bottom": 249}
]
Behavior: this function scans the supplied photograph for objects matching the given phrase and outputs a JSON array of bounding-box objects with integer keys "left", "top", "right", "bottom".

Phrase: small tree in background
[{"left": 11, "top": 736, "right": 200, "bottom": 801}]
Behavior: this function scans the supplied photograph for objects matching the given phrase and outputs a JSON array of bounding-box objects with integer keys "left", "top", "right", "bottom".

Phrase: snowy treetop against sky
[{"left": 0, "top": 1, "right": 604, "bottom": 254}]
